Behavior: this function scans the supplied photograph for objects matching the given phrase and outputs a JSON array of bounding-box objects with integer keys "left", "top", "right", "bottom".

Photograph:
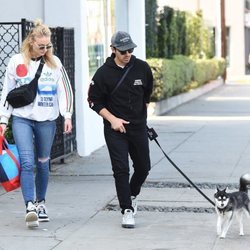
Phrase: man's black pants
[{"left": 104, "top": 124, "right": 151, "bottom": 213}]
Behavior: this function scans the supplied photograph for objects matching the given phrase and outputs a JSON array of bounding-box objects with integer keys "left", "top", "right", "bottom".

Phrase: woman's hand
[
  {"left": 0, "top": 124, "right": 7, "bottom": 136},
  {"left": 64, "top": 118, "right": 72, "bottom": 134}
]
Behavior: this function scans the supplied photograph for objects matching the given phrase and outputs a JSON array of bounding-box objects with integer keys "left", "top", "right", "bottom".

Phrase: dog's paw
[
  {"left": 239, "top": 232, "right": 244, "bottom": 236},
  {"left": 219, "top": 234, "right": 226, "bottom": 239}
]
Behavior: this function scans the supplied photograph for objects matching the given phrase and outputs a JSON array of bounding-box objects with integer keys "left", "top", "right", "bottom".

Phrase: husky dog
[{"left": 214, "top": 173, "right": 250, "bottom": 238}]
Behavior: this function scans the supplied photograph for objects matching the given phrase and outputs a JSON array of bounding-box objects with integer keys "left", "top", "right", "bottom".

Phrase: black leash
[{"left": 147, "top": 126, "right": 215, "bottom": 207}]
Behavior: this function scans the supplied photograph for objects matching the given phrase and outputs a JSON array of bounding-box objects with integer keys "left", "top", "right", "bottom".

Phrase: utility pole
[{"left": 220, "top": 0, "right": 227, "bottom": 81}]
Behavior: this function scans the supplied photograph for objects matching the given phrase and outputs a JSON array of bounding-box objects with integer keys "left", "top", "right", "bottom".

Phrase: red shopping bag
[{"left": 0, "top": 135, "right": 20, "bottom": 192}]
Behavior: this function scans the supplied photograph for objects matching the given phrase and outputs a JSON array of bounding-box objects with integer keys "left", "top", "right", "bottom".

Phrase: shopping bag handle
[
  {"left": 0, "top": 128, "right": 20, "bottom": 170},
  {"left": 0, "top": 135, "right": 3, "bottom": 155}
]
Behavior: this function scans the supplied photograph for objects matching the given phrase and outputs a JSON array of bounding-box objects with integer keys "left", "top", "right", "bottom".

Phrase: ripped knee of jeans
[{"left": 38, "top": 157, "right": 50, "bottom": 164}]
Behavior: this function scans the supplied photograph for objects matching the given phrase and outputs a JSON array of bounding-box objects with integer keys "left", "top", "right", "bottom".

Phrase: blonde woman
[{"left": 0, "top": 19, "right": 73, "bottom": 228}]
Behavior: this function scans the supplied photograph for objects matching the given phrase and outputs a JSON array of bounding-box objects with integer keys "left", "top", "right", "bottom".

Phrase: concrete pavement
[{"left": 1, "top": 82, "right": 250, "bottom": 249}]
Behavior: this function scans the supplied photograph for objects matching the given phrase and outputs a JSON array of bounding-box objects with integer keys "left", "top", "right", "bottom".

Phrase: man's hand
[
  {"left": 99, "top": 108, "right": 130, "bottom": 133},
  {"left": 110, "top": 117, "right": 130, "bottom": 133}
]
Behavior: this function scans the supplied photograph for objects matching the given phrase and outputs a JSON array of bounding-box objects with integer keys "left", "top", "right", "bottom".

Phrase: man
[{"left": 88, "top": 31, "right": 153, "bottom": 228}]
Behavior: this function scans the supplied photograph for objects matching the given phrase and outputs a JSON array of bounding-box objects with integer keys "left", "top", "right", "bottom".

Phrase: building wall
[
  {"left": 158, "top": 0, "right": 246, "bottom": 79},
  {"left": 44, "top": 0, "right": 105, "bottom": 157},
  {"left": 0, "top": 0, "right": 44, "bottom": 21},
  {"left": 226, "top": 0, "right": 245, "bottom": 78},
  {"left": 0, "top": 0, "right": 147, "bottom": 156},
  {"left": 115, "top": 0, "right": 146, "bottom": 60}
]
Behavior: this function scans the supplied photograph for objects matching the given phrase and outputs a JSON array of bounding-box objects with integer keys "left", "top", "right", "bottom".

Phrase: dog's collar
[
  {"left": 216, "top": 205, "right": 233, "bottom": 214},
  {"left": 217, "top": 207, "right": 226, "bottom": 213}
]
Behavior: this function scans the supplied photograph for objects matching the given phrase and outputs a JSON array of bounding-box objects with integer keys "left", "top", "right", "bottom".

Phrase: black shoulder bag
[
  {"left": 6, "top": 58, "right": 45, "bottom": 108},
  {"left": 110, "top": 64, "right": 133, "bottom": 96}
]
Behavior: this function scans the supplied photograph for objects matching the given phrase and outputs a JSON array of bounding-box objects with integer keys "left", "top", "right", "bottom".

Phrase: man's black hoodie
[{"left": 88, "top": 54, "right": 153, "bottom": 127}]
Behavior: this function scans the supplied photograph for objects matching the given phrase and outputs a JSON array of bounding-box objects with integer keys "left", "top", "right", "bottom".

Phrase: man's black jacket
[{"left": 88, "top": 54, "right": 153, "bottom": 126}]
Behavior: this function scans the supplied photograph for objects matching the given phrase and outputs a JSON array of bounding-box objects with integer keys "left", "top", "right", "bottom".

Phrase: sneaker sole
[
  {"left": 26, "top": 221, "right": 39, "bottom": 228},
  {"left": 38, "top": 218, "right": 50, "bottom": 222},
  {"left": 26, "top": 211, "right": 39, "bottom": 228},
  {"left": 25, "top": 211, "right": 38, "bottom": 222},
  {"left": 122, "top": 224, "right": 135, "bottom": 229}
]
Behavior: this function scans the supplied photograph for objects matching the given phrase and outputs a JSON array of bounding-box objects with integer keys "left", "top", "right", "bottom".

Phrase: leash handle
[
  {"left": 147, "top": 126, "right": 215, "bottom": 207},
  {"left": 147, "top": 126, "right": 158, "bottom": 141}
]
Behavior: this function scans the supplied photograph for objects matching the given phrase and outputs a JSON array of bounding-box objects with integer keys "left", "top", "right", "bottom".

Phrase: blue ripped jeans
[{"left": 12, "top": 116, "right": 56, "bottom": 204}]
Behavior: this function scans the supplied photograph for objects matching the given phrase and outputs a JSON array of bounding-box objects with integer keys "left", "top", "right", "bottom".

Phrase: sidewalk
[{"left": 1, "top": 82, "right": 250, "bottom": 249}]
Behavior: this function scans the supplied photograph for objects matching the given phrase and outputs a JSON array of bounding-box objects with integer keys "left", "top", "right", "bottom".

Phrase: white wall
[
  {"left": 225, "top": 0, "right": 245, "bottom": 78},
  {"left": 44, "top": 0, "right": 105, "bottom": 156},
  {"left": 115, "top": 0, "right": 146, "bottom": 60},
  {"left": 202, "top": 0, "right": 246, "bottom": 78},
  {"left": 115, "top": 0, "right": 128, "bottom": 31},
  {"left": 128, "top": 0, "right": 146, "bottom": 60},
  {"left": 0, "top": 0, "right": 44, "bottom": 22}
]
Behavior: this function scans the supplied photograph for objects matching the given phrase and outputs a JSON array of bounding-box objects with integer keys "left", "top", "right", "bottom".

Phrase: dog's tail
[{"left": 239, "top": 173, "right": 250, "bottom": 193}]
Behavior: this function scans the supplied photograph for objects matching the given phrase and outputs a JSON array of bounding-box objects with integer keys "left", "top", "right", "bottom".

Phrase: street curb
[{"left": 148, "top": 78, "right": 224, "bottom": 116}]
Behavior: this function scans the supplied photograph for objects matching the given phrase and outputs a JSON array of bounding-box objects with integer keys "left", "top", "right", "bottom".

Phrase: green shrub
[
  {"left": 148, "top": 58, "right": 165, "bottom": 101},
  {"left": 147, "top": 56, "right": 226, "bottom": 101},
  {"left": 193, "top": 60, "right": 210, "bottom": 85},
  {"left": 215, "top": 58, "right": 227, "bottom": 77},
  {"left": 171, "top": 55, "right": 195, "bottom": 95},
  {"left": 4, "top": 117, "right": 14, "bottom": 143}
]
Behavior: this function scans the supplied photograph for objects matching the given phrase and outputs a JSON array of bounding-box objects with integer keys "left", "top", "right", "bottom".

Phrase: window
[{"left": 87, "top": 0, "right": 115, "bottom": 77}]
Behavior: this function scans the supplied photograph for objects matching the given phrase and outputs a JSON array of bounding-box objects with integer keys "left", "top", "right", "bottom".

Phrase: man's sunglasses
[
  {"left": 38, "top": 45, "right": 53, "bottom": 50},
  {"left": 117, "top": 48, "right": 134, "bottom": 55}
]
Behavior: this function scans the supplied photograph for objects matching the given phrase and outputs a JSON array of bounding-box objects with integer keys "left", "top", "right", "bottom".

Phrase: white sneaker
[
  {"left": 25, "top": 201, "right": 39, "bottom": 228},
  {"left": 122, "top": 209, "right": 135, "bottom": 228},
  {"left": 131, "top": 196, "right": 137, "bottom": 215},
  {"left": 37, "top": 201, "right": 50, "bottom": 222}
]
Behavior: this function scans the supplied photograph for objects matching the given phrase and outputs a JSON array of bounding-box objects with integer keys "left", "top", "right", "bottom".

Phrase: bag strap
[
  {"left": 2, "top": 138, "right": 20, "bottom": 171},
  {"left": 28, "top": 58, "right": 45, "bottom": 90},
  {"left": 0, "top": 127, "right": 20, "bottom": 170},
  {"left": 110, "top": 64, "right": 134, "bottom": 96},
  {"left": 34, "top": 58, "right": 45, "bottom": 79},
  {"left": 0, "top": 135, "right": 3, "bottom": 155}
]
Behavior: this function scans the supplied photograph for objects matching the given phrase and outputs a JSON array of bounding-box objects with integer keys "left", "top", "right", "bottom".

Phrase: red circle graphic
[{"left": 16, "top": 64, "right": 28, "bottom": 77}]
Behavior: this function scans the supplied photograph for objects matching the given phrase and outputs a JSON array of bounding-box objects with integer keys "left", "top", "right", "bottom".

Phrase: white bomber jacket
[{"left": 0, "top": 53, "right": 73, "bottom": 124}]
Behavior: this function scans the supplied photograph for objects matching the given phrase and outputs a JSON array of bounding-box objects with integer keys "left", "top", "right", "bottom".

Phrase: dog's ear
[
  {"left": 224, "top": 187, "right": 229, "bottom": 193},
  {"left": 215, "top": 187, "right": 219, "bottom": 193}
]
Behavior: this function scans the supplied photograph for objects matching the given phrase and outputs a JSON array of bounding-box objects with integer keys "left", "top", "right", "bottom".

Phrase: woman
[{"left": 0, "top": 19, "right": 73, "bottom": 228}]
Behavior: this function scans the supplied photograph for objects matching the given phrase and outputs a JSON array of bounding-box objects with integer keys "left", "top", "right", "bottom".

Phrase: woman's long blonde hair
[{"left": 21, "top": 19, "right": 57, "bottom": 69}]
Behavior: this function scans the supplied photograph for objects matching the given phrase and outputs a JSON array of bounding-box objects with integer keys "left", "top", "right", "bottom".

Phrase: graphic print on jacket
[
  {"left": 37, "top": 70, "right": 57, "bottom": 108},
  {"left": 16, "top": 64, "right": 32, "bottom": 85},
  {"left": 36, "top": 66, "right": 73, "bottom": 110},
  {"left": 16, "top": 64, "right": 28, "bottom": 78}
]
